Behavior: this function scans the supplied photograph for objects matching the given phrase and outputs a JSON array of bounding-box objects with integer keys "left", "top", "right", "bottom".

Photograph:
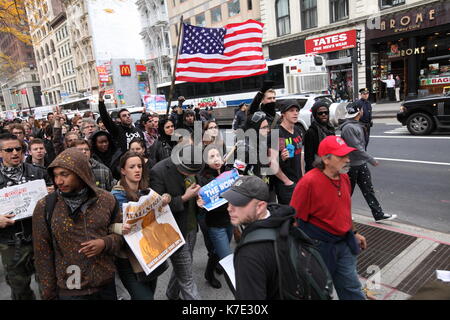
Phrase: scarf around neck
[
  {"left": 1, "top": 164, "right": 25, "bottom": 185},
  {"left": 58, "top": 187, "right": 90, "bottom": 220}
]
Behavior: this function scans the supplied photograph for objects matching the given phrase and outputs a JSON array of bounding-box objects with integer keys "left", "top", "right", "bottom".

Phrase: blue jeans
[
  {"left": 317, "top": 240, "right": 365, "bottom": 300},
  {"left": 116, "top": 258, "right": 157, "bottom": 300},
  {"left": 207, "top": 225, "right": 233, "bottom": 260}
]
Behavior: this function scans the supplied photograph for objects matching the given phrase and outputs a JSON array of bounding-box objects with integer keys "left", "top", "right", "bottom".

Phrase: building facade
[
  {"left": 26, "top": 0, "right": 66, "bottom": 106},
  {"left": 365, "top": 0, "right": 450, "bottom": 101},
  {"left": 0, "top": 28, "right": 41, "bottom": 112},
  {"left": 262, "top": 0, "right": 449, "bottom": 102},
  {"left": 62, "top": 0, "right": 146, "bottom": 110},
  {"left": 136, "top": 0, "right": 173, "bottom": 95}
]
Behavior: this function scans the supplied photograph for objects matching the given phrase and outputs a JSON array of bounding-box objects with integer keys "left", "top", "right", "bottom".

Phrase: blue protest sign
[{"left": 199, "top": 169, "right": 240, "bottom": 211}]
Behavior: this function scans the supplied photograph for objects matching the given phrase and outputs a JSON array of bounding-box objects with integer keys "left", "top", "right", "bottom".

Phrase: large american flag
[{"left": 175, "top": 19, "right": 267, "bottom": 82}]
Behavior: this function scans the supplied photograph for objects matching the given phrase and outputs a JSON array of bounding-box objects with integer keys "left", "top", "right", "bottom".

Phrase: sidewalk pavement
[
  {"left": 352, "top": 210, "right": 450, "bottom": 300},
  {"left": 0, "top": 209, "right": 448, "bottom": 300},
  {"left": 372, "top": 101, "right": 402, "bottom": 119}
]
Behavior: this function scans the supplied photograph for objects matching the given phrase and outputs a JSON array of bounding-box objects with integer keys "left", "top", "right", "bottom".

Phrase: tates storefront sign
[{"left": 305, "top": 30, "right": 357, "bottom": 54}]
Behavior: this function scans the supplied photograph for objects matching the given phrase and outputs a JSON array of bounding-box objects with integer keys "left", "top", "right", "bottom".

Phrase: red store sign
[{"left": 305, "top": 30, "right": 357, "bottom": 54}]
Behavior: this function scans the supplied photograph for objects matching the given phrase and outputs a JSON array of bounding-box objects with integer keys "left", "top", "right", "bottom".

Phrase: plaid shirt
[
  {"left": 143, "top": 129, "right": 159, "bottom": 150},
  {"left": 90, "top": 158, "right": 116, "bottom": 191}
]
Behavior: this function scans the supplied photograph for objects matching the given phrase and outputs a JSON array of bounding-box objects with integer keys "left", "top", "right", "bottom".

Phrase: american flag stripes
[{"left": 175, "top": 19, "right": 268, "bottom": 82}]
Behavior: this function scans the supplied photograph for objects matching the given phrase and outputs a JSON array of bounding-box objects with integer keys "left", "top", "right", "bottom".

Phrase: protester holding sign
[
  {"left": 149, "top": 144, "right": 204, "bottom": 300},
  {"left": 0, "top": 133, "right": 51, "bottom": 300},
  {"left": 197, "top": 146, "right": 235, "bottom": 289},
  {"left": 111, "top": 151, "right": 171, "bottom": 300},
  {"left": 33, "top": 148, "right": 123, "bottom": 300}
]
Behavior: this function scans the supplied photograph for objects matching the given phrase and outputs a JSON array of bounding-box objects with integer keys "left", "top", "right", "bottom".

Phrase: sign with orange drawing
[{"left": 122, "top": 189, "right": 185, "bottom": 275}]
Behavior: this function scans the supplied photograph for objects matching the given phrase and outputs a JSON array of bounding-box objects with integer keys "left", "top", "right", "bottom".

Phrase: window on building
[
  {"left": 180, "top": 0, "right": 187, "bottom": 3},
  {"left": 380, "top": 0, "right": 405, "bottom": 9},
  {"left": 248, "top": 0, "right": 252, "bottom": 10},
  {"left": 211, "top": 6, "right": 222, "bottom": 23},
  {"left": 276, "top": 0, "right": 290, "bottom": 36},
  {"left": 228, "top": 0, "right": 240, "bottom": 17},
  {"left": 195, "top": 13, "right": 206, "bottom": 27},
  {"left": 301, "top": 0, "right": 317, "bottom": 30},
  {"left": 330, "top": 0, "right": 348, "bottom": 23}
]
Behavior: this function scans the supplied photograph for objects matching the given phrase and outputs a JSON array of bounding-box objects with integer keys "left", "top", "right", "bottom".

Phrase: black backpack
[{"left": 238, "top": 216, "right": 334, "bottom": 300}]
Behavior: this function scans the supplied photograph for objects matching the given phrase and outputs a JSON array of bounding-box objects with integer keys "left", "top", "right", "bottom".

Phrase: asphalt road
[{"left": 348, "top": 120, "right": 450, "bottom": 233}]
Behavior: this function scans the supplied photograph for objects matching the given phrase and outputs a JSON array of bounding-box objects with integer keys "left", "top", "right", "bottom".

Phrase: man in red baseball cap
[{"left": 290, "top": 136, "right": 367, "bottom": 300}]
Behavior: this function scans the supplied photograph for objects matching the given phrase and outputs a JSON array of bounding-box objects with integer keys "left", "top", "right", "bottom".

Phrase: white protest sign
[
  {"left": 0, "top": 180, "right": 48, "bottom": 220},
  {"left": 123, "top": 189, "right": 185, "bottom": 275}
]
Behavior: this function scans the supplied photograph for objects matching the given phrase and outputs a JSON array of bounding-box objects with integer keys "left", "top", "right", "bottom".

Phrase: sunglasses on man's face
[
  {"left": 317, "top": 111, "right": 329, "bottom": 116},
  {"left": 2, "top": 147, "right": 23, "bottom": 153}
]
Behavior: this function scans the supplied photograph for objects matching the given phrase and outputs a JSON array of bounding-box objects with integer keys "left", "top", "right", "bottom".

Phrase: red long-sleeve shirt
[{"left": 290, "top": 168, "right": 353, "bottom": 236}]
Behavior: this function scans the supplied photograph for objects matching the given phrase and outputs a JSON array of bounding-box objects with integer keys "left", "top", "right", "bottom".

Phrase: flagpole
[{"left": 166, "top": 15, "right": 184, "bottom": 116}]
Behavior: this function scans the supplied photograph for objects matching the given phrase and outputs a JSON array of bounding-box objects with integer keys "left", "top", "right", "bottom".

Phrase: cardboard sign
[
  {"left": 123, "top": 190, "right": 185, "bottom": 275},
  {"left": 199, "top": 169, "right": 240, "bottom": 211}
]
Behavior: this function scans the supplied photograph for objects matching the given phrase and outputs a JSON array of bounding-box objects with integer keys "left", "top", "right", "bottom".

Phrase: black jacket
[
  {"left": 0, "top": 163, "right": 51, "bottom": 244},
  {"left": 233, "top": 110, "right": 247, "bottom": 130},
  {"left": 149, "top": 158, "right": 199, "bottom": 237},
  {"left": 303, "top": 122, "right": 335, "bottom": 173},
  {"left": 91, "top": 130, "right": 123, "bottom": 180},
  {"left": 234, "top": 203, "right": 295, "bottom": 300},
  {"left": 149, "top": 138, "right": 174, "bottom": 164},
  {"left": 197, "top": 166, "right": 231, "bottom": 228},
  {"left": 98, "top": 101, "right": 144, "bottom": 153}
]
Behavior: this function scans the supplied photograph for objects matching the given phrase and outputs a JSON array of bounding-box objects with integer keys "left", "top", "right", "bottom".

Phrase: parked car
[{"left": 396, "top": 92, "right": 450, "bottom": 135}]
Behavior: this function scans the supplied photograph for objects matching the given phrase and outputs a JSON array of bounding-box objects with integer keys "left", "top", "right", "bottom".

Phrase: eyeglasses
[
  {"left": 251, "top": 111, "right": 266, "bottom": 123},
  {"left": 208, "top": 126, "right": 218, "bottom": 130},
  {"left": 317, "top": 111, "right": 329, "bottom": 116},
  {"left": 2, "top": 147, "right": 23, "bottom": 153}
]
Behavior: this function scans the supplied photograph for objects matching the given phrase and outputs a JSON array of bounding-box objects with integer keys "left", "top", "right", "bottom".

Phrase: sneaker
[{"left": 375, "top": 213, "right": 397, "bottom": 222}]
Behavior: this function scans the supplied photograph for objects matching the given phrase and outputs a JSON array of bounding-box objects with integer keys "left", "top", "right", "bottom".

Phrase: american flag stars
[{"left": 181, "top": 24, "right": 226, "bottom": 55}]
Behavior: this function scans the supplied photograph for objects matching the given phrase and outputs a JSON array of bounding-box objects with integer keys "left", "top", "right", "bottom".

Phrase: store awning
[{"left": 326, "top": 57, "right": 352, "bottom": 66}]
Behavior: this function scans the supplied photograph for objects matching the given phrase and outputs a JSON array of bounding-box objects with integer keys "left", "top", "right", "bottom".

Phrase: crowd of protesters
[{"left": 0, "top": 84, "right": 399, "bottom": 301}]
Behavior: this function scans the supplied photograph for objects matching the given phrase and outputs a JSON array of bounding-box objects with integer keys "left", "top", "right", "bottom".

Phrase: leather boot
[{"left": 204, "top": 254, "right": 222, "bottom": 289}]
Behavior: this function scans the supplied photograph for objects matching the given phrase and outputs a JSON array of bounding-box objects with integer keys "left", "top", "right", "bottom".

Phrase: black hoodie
[
  {"left": 98, "top": 100, "right": 144, "bottom": 153},
  {"left": 149, "top": 118, "right": 178, "bottom": 163},
  {"left": 90, "top": 130, "right": 123, "bottom": 180},
  {"left": 234, "top": 204, "right": 295, "bottom": 300}
]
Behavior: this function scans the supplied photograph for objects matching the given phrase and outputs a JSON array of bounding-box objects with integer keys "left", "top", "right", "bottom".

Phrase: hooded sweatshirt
[
  {"left": 98, "top": 100, "right": 144, "bottom": 153},
  {"left": 304, "top": 104, "right": 336, "bottom": 172},
  {"left": 91, "top": 130, "right": 123, "bottom": 180},
  {"left": 149, "top": 119, "right": 177, "bottom": 163},
  {"left": 32, "top": 148, "right": 123, "bottom": 300},
  {"left": 340, "top": 119, "right": 376, "bottom": 167}
]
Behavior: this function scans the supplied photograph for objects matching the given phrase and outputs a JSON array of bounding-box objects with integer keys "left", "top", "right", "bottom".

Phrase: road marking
[
  {"left": 375, "top": 157, "right": 450, "bottom": 166},
  {"left": 383, "top": 127, "right": 409, "bottom": 134},
  {"left": 372, "top": 135, "right": 450, "bottom": 139}
]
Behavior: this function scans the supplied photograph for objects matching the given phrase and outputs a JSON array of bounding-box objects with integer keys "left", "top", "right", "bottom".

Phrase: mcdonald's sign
[{"left": 120, "top": 64, "right": 131, "bottom": 76}]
